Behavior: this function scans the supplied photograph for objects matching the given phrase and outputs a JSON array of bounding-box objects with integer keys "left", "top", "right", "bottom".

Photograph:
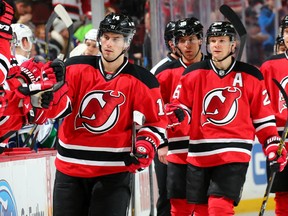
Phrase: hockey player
[
  {"left": 166, "top": 21, "right": 287, "bottom": 215},
  {"left": 38, "top": 13, "right": 167, "bottom": 216},
  {"left": 0, "top": 0, "right": 14, "bottom": 84},
  {"left": 11, "top": 23, "right": 35, "bottom": 64},
  {"left": 151, "top": 20, "right": 179, "bottom": 216},
  {"left": 155, "top": 17, "right": 207, "bottom": 216},
  {"left": 260, "top": 15, "right": 288, "bottom": 216},
  {"left": 150, "top": 20, "right": 179, "bottom": 75}
]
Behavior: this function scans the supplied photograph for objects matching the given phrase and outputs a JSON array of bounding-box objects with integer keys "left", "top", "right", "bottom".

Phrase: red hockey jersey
[
  {"left": 177, "top": 59, "right": 279, "bottom": 167},
  {"left": 260, "top": 53, "right": 288, "bottom": 142},
  {"left": 155, "top": 58, "right": 190, "bottom": 164},
  {"left": 46, "top": 56, "right": 168, "bottom": 177}
]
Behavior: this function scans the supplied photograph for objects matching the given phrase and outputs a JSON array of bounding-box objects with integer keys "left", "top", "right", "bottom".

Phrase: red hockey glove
[
  {"left": 42, "top": 59, "right": 66, "bottom": 89},
  {"left": 265, "top": 136, "right": 287, "bottom": 172},
  {"left": 126, "top": 139, "right": 155, "bottom": 173},
  {"left": 18, "top": 58, "right": 45, "bottom": 84},
  {"left": 0, "top": 1, "right": 14, "bottom": 40},
  {"left": 165, "top": 103, "right": 185, "bottom": 127}
]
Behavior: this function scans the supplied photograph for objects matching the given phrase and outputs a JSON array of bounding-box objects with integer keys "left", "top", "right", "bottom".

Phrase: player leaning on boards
[
  {"left": 260, "top": 15, "right": 288, "bottom": 216},
  {"left": 38, "top": 13, "right": 167, "bottom": 216},
  {"left": 166, "top": 21, "right": 287, "bottom": 215}
]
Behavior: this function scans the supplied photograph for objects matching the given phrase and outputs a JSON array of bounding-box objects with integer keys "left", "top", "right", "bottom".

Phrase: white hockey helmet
[{"left": 11, "top": 23, "right": 35, "bottom": 52}]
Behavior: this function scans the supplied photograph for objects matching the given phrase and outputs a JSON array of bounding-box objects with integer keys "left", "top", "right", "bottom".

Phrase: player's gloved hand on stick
[
  {"left": 126, "top": 138, "right": 155, "bottom": 173},
  {"left": 265, "top": 136, "right": 287, "bottom": 172},
  {"left": 0, "top": 0, "right": 14, "bottom": 40},
  {"left": 165, "top": 103, "right": 185, "bottom": 127}
]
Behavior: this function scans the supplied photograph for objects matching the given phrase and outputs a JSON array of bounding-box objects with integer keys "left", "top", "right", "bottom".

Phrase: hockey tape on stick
[
  {"left": 259, "top": 78, "right": 288, "bottom": 216},
  {"left": 220, "top": 4, "right": 247, "bottom": 61}
]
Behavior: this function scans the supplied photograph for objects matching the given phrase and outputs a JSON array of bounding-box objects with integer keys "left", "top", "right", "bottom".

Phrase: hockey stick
[
  {"left": 219, "top": 4, "right": 247, "bottom": 61},
  {"left": 54, "top": 4, "right": 73, "bottom": 60},
  {"left": 45, "top": 4, "right": 73, "bottom": 61},
  {"left": 131, "top": 110, "right": 146, "bottom": 216},
  {"left": 258, "top": 78, "right": 288, "bottom": 216}
]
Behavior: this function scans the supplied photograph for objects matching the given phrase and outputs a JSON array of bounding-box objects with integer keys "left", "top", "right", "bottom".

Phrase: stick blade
[
  {"left": 54, "top": 4, "right": 73, "bottom": 28},
  {"left": 133, "top": 111, "right": 145, "bottom": 125},
  {"left": 219, "top": 4, "right": 246, "bottom": 36}
]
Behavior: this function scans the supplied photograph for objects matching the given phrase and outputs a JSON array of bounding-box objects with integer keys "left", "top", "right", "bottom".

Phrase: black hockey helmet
[
  {"left": 173, "top": 17, "right": 203, "bottom": 44},
  {"left": 164, "top": 21, "right": 176, "bottom": 42},
  {"left": 280, "top": 15, "right": 288, "bottom": 37},
  {"left": 164, "top": 21, "right": 176, "bottom": 51},
  {"left": 206, "top": 21, "right": 236, "bottom": 44},
  {"left": 97, "top": 13, "right": 136, "bottom": 44}
]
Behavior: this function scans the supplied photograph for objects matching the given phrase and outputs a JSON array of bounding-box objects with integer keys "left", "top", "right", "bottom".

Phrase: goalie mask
[{"left": 11, "top": 23, "right": 35, "bottom": 53}]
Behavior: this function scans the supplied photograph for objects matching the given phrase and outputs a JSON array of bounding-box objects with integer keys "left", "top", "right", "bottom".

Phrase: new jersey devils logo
[
  {"left": 201, "top": 87, "right": 241, "bottom": 126},
  {"left": 278, "top": 77, "right": 288, "bottom": 113},
  {"left": 75, "top": 90, "right": 125, "bottom": 133}
]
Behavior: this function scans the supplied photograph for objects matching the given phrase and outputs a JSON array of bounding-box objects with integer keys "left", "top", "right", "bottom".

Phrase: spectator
[
  {"left": 258, "top": 0, "right": 276, "bottom": 60},
  {"left": 50, "top": 18, "right": 74, "bottom": 58},
  {"left": 70, "top": 28, "right": 99, "bottom": 57}
]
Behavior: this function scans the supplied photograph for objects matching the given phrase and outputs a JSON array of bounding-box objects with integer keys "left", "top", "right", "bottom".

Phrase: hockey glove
[
  {"left": 0, "top": 1, "right": 14, "bottom": 40},
  {"left": 50, "top": 59, "right": 65, "bottom": 83},
  {"left": 18, "top": 57, "right": 45, "bottom": 84},
  {"left": 265, "top": 136, "right": 287, "bottom": 172},
  {"left": 15, "top": 81, "right": 54, "bottom": 110},
  {"left": 165, "top": 103, "right": 185, "bottom": 127},
  {"left": 41, "top": 59, "right": 66, "bottom": 91},
  {"left": 126, "top": 139, "right": 155, "bottom": 173}
]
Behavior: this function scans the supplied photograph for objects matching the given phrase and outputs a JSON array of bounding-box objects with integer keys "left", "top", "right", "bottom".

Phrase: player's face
[
  {"left": 208, "top": 36, "right": 234, "bottom": 60},
  {"left": 84, "top": 39, "right": 99, "bottom": 56},
  {"left": 176, "top": 35, "right": 202, "bottom": 63},
  {"left": 99, "top": 32, "right": 126, "bottom": 60}
]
